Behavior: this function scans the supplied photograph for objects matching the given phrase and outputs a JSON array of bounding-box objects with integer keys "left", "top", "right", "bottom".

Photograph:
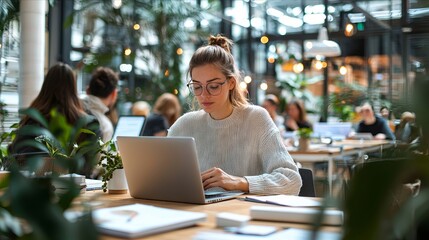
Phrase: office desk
[
  {"left": 79, "top": 191, "right": 339, "bottom": 240},
  {"left": 287, "top": 140, "right": 393, "bottom": 195}
]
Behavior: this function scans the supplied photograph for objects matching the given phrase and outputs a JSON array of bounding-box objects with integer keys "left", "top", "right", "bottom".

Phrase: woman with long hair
[{"left": 168, "top": 35, "right": 301, "bottom": 195}]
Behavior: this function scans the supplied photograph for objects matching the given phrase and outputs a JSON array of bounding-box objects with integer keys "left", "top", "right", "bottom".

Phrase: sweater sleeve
[
  {"left": 380, "top": 118, "right": 395, "bottom": 140},
  {"left": 244, "top": 111, "right": 302, "bottom": 195}
]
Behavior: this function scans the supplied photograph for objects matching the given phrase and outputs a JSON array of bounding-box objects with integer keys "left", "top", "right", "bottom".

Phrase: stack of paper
[
  {"left": 93, "top": 204, "right": 206, "bottom": 238},
  {"left": 250, "top": 206, "right": 343, "bottom": 226},
  {"left": 193, "top": 228, "right": 341, "bottom": 240}
]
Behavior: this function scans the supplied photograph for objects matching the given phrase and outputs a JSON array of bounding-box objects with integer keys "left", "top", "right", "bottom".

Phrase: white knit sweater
[
  {"left": 82, "top": 95, "right": 113, "bottom": 142},
  {"left": 168, "top": 105, "right": 302, "bottom": 195}
]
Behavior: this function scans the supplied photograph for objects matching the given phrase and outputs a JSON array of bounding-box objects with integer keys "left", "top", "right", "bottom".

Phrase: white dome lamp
[{"left": 304, "top": 27, "right": 341, "bottom": 58}]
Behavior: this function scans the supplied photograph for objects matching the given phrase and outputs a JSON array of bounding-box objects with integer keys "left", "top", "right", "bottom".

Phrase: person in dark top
[
  {"left": 142, "top": 93, "right": 181, "bottom": 136},
  {"left": 284, "top": 98, "right": 312, "bottom": 131},
  {"left": 356, "top": 102, "right": 395, "bottom": 140}
]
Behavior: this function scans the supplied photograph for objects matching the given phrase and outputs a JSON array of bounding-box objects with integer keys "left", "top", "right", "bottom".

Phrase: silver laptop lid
[{"left": 116, "top": 136, "right": 207, "bottom": 204}]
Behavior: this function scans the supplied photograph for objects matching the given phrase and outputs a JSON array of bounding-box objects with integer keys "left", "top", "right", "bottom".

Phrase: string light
[
  {"left": 260, "top": 81, "right": 268, "bottom": 91},
  {"left": 244, "top": 76, "right": 252, "bottom": 84},
  {"left": 133, "top": 24, "right": 140, "bottom": 30},
  {"left": 239, "top": 82, "right": 247, "bottom": 90},
  {"left": 344, "top": 23, "right": 356, "bottom": 37},
  {"left": 267, "top": 57, "right": 275, "bottom": 63},
  {"left": 176, "top": 48, "right": 183, "bottom": 55},
  {"left": 339, "top": 65, "right": 348, "bottom": 75},
  {"left": 112, "top": 0, "right": 122, "bottom": 9},
  {"left": 293, "top": 63, "right": 304, "bottom": 73},
  {"left": 124, "top": 48, "right": 132, "bottom": 56},
  {"left": 260, "top": 36, "right": 269, "bottom": 44}
]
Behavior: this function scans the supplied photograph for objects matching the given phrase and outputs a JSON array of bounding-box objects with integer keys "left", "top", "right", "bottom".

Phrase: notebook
[
  {"left": 116, "top": 136, "right": 243, "bottom": 204},
  {"left": 250, "top": 206, "right": 343, "bottom": 226},
  {"left": 93, "top": 203, "right": 206, "bottom": 238},
  {"left": 111, "top": 116, "right": 146, "bottom": 142}
]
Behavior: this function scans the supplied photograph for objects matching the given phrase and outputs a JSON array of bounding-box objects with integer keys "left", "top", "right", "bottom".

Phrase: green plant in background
[
  {"left": 97, "top": 139, "right": 122, "bottom": 192},
  {"left": 0, "top": 108, "right": 100, "bottom": 239},
  {"left": 340, "top": 71, "right": 429, "bottom": 240},
  {"left": 329, "top": 80, "right": 366, "bottom": 121},
  {"left": 0, "top": 0, "right": 19, "bottom": 37},
  {"left": 297, "top": 127, "right": 313, "bottom": 139},
  {"left": 66, "top": 0, "right": 206, "bottom": 102}
]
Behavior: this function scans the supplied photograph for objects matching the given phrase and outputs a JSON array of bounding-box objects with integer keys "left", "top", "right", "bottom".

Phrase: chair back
[{"left": 298, "top": 168, "right": 316, "bottom": 197}]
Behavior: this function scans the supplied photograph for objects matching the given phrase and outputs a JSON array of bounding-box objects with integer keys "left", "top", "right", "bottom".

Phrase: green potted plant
[
  {"left": 97, "top": 139, "right": 127, "bottom": 193},
  {"left": 297, "top": 127, "right": 312, "bottom": 151},
  {"left": 0, "top": 108, "right": 99, "bottom": 239}
]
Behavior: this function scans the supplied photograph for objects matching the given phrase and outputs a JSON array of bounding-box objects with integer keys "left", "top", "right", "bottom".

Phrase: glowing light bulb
[
  {"left": 339, "top": 65, "right": 347, "bottom": 75},
  {"left": 239, "top": 82, "right": 247, "bottom": 90},
  {"left": 293, "top": 63, "right": 304, "bottom": 73},
  {"left": 244, "top": 76, "right": 252, "bottom": 83},
  {"left": 124, "top": 48, "right": 132, "bottom": 56},
  {"left": 260, "top": 36, "right": 269, "bottom": 44}
]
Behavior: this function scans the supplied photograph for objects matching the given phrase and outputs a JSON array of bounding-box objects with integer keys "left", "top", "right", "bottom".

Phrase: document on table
[
  {"left": 85, "top": 179, "right": 103, "bottom": 191},
  {"left": 244, "top": 195, "right": 321, "bottom": 207},
  {"left": 193, "top": 228, "right": 341, "bottom": 240},
  {"left": 93, "top": 204, "right": 207, "bottom": 238},
  {"left": 250, "top": 206, "right": 343, "bottom": 226}
]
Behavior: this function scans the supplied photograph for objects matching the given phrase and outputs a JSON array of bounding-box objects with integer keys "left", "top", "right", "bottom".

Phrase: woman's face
[
  {"left": 287, "top": 103, "right": 300, "bottom": 121},
  {"left": 190, "top": 64, "right": 234, "bottom": 119}
]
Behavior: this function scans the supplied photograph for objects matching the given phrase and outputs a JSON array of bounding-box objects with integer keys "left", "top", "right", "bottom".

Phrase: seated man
[
  {"left": 82, "top": 67, "right": 119, "bottom": 142},
  {"left": 356, "top": 102, "right": 395, "bottom": 140}
]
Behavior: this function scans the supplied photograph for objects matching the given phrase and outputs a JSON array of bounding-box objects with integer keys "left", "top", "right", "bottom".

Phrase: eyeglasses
[{"left": 187, "top": 80, "right": 227, "bottom": 96}]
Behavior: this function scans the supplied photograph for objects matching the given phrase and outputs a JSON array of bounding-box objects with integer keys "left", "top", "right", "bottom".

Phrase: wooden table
[
  {"left": 79, "top": 191, "right": 340, "bottom": 240},
  {"left": 287, "top": 140, "right": 393, "bottom": 195}
]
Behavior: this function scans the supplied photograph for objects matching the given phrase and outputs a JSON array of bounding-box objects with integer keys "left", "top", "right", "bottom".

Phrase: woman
[
  {"left": 10, "top": 63, "right": 100, "bottom": 177},
  {"left": 142, "top": 93, "right": 182, "bottom": 136},
  {"left": 168, "top": 35, "right": 301, "bottom": 195},
  {"left": 284, "top": 99, "right": 312, "bottom": 132}
]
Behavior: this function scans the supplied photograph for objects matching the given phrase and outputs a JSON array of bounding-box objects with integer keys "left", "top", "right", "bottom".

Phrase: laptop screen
[
  {"left": 313, "top": 122, "right": 353, "bottom": 139},
  {"left": 111, "top": 116, "right": 146, "bottom": 142}
]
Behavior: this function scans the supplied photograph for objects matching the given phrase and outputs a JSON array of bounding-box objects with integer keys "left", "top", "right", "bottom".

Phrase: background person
[
  {"left": 262, "top": 94, "right": 285, "bottom": 133},
  {"left": 82, "top": 67, "right": 119, "bottom": 142},
  {"left": 9, "top": 63, "right": 100, "bottom": 177},
  {"left": 284, "top": 98, "right": 312, "bottom": 132},
  {"left": 356, "top": 102, "right": 395, "bottom": 140},
  {"left": 132, "top": 101, "right": 151, "bottom": 117},
  {"left": 379, "top": 106, "right": 395, "bottom": 132},
  {"left": 168, "top": 34, "right": 301, "bottom": 195},
  {"left": 142, "top": 93, "right": 181, "bottom": 136}
]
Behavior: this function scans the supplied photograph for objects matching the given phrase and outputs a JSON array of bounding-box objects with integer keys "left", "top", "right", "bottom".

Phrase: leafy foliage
[
  {"left": 297, "top": 127, "right": 313, "bottom": 139},
  {"left": 340, "top": 71, "right": 429, "bottom": 240},
  {"left": 97, "top": 139, "right": 122, "bottom": 192},
  {"left": 0, "top": 108, "right": 99, "bottom": 239},
  {"left": 329, "top": 80, "right": 366, "bottom": 121},
  {"left": 68, "top": 0, "right": 207, "bottom": 101},
  {"left": 0, "top": 0, "right": 19, "bottom": 36}
]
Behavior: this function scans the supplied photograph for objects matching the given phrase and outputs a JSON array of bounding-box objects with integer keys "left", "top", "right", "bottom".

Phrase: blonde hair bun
[{"left": 208, "top": 34, "right": 233, "bottom": 53}]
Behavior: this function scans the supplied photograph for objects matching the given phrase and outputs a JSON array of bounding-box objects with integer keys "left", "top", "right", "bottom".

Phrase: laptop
[
  {"left": 349, "top": 132, "right": 374, "bottom": 140},
  {"left": 313, "top": 122, "right": 353, "bottom": 140},
  {"left": 116, "top": 136, "right": 243, "bottom": 204},
  {"left": 111, "top": 116, "right": 146, "bottom": 142}
]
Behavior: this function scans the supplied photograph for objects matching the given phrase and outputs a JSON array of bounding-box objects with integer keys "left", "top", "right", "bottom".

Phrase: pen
[{"left": 127, "top": 211, "right": 138, "bottom": 222}]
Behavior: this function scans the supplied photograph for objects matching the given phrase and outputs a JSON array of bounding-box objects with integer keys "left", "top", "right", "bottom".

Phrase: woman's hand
[{"left": 201, "top": 167, "right": 249, "bottom": 192}]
